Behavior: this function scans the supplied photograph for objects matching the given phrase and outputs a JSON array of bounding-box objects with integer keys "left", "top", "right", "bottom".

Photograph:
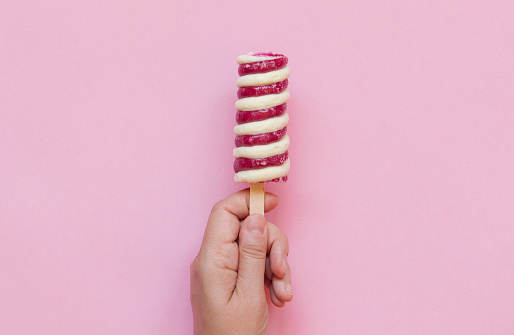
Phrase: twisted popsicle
[{"left": 233, "top": 52, "right": 290, "bottom": 184}]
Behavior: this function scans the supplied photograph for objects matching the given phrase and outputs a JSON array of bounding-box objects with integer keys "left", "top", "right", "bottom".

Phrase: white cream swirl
[
  {"left": 235, "top": 91, "right": 290, "bottom": 112},
  {"left": 237, "top": 52, "right": 281, "bottom": 64},
  {"left": 236, "top": 66, "right": 290, "bottom": 87},
  {"left": 234, "top": 159, "right": 290, "bottom": 183},
  {"left": 234, "top": 114, "right": 289, "bottom": 136},
  {"left": 233, "top": 135, "right": 289, "bottom": 159}
]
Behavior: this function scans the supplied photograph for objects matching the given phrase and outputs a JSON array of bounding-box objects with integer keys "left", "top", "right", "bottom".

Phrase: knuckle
[
  {"left": 190, "top": 253, "right": 208, "bottom": 278},
  {"left": 269, "top": 221, "right": 290, "bottom": 254},
  {"left": 190, "top": 257, "right": 200, "bottom": 275},
  {"left": 277, "top": 228, "right": 288, "bottom": 242},
  {"left": 240, "top": 243, "right": 266, "bottom": 260},
  {"left": 272, "top": 237, "right": 289, "bottom": 257},
  {"left": 210, "top": 200, "right": 224, "bottom": 215},
  {"left": 276, "top": 230, "right": 290, "bottom": 254},
  {"left": 282, "top": 236, "right": 290, "bottom": 254}
]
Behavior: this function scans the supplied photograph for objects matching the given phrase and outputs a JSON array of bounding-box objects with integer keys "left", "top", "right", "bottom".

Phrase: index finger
[{"left": 202, "top": 188, "right": 279, "bottom": 247}]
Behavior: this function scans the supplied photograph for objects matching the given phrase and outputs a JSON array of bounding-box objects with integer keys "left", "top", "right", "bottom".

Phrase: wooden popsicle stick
[{"left": 249, "top": 182, "right": 265, "bottom": 215}]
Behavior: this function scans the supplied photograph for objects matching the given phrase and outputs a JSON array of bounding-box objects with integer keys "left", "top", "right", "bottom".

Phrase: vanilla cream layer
[
  {"left": 233, "top": 135, "right": 289, "bottom": 159},
  {"left": 235, "top": 91, "right": 289, "bottom": 112},
  {"left": 234, "top": 159, "right": 290, "bottom": 183},
  {"left": 234, "top": 114, "right": 288, "bottom": 136},
  {"left": 237, "top": 52, "right": 281, "bottom": 65},
  {"left": 237, "top": 66, "right": 290, "bottom": 87}
]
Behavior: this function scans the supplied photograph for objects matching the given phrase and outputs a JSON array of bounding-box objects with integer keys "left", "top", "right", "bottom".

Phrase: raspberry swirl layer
[
  {"left": 237, "top": 79, "right": 288, "bottom": 99},
  {"left": 234, "top": 151, "right": 289, "bottom": 173},
  {"left": 235, "top": 127, "right": 287, "bottom": 148},
  {"left": 236, "top": 103, "right": 287, "bottom": 124},
  {"left": 234, "top": 52, "right": 290, "bottom": 183}
]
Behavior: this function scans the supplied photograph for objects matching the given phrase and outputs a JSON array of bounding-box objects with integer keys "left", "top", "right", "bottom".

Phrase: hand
[{"left": 190, "top": 189, "right": 293, "bottom": 335}]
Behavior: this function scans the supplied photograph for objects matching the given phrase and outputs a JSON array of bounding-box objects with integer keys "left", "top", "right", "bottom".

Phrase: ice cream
[{"left": 233, "top": 52, "right": 290, "bottom": 183}]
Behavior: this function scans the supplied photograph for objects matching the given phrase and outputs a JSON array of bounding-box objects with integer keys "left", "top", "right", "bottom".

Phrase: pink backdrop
[{"left": 1, "top": 1, "right": 513, "bottom": 334}]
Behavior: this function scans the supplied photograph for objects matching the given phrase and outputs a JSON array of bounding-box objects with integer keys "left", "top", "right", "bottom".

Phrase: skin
[{"left": 190, "top": 189, "right": 293, "bottom": 335}]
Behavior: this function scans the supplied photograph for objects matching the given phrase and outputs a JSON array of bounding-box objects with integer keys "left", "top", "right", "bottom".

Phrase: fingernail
[
  {"left": 282, "top": 257, "right": 288, "bottom": 274},
  {"left": 286, "top": 283, "right": 293, "bottom": 296},
  {"left": 247, "top": 214, "right": 265, "bottom": 235}
]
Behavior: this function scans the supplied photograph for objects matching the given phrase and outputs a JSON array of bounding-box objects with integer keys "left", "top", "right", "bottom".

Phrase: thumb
[{"left": 236, "top": 214, "right": 268, "bottom": 297}]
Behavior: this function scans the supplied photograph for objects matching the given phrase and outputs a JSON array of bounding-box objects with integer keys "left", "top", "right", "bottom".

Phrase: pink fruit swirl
[{"left": 233, "top": 52, "right": 290, "bottom": 183}]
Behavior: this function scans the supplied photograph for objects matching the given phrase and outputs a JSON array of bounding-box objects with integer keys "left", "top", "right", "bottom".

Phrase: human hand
[{"left": 190, "top": 189, "right": 293, "bottom": 335}]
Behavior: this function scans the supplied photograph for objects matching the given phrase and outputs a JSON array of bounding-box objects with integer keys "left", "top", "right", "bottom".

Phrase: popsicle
[{"left": 233, "top": 52, "right": 290, "bottom": 214}]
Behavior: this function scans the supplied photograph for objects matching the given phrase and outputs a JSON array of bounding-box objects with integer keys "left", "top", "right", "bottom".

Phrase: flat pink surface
[{"left": 1, "top": 1, "right": 513, "bottom": 334}]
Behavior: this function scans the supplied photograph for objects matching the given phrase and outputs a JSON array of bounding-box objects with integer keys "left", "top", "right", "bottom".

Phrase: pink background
[{"left": 1, "top": 0, "right": 513, "bottom": 334}]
